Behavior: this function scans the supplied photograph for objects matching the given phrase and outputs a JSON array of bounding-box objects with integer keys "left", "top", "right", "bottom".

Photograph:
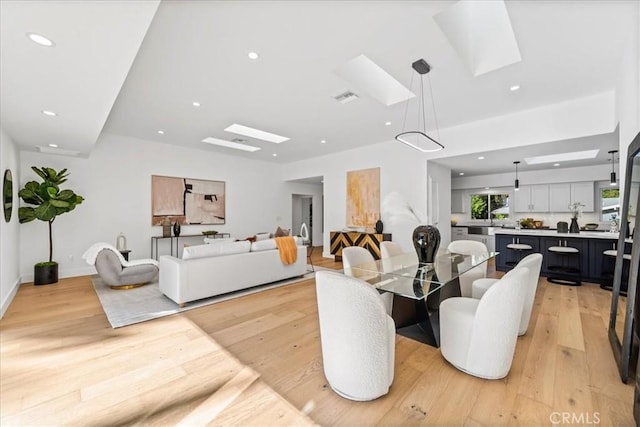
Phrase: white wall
[
  {"left": 616, "top": 2, "right": 640, "bottom": 186},
  {"left": 427, "top": 161, "right": 452, "bottom": 247},
  {"left": 0, "top": 128, "right": 21, "bottom": 318},
  {"left": 285, "top": 182, "right": 323, "bottom": 246},
  {"left": 282, "top": 140, "right": 429, "bottom": 257},
  {"left": 18, "top": 133, "right": 293, "bottom": 281}
]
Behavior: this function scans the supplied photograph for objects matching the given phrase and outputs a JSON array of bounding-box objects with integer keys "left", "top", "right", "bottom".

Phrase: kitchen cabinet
[
  {"left": 451, "top": 226, "right": 495, "bottom": 252},
  {"left": 514, "top": 185, "right": 549, "bottom": 213},
  {"left": 451, "top": 190, "right": 467, "bottom": 213},
  {"left": 451, "top": 227, "right": 468, "bottom": 240},
  {"left": 495, "top": 234, "right": 540, "bottom": 270},
  {"left": 549, "top": 182, "right": 594, "bottom": 212}
]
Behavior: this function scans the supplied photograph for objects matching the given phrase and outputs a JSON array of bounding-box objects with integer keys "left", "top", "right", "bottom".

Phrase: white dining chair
[
  {"left": 440, "top": 267, "right": 529, "bottom": 379},
  {"left": 342, "top": 246, "right": 393, "bottom": 315},
  {"left": 447, "top": 240, "right": 488, "bottom": 297},
  {"left": 472, "top": 253, "right": 543, "bottom": 336},
  {"left": 315, "top": 271, "right": 395, "bottom": 401}
]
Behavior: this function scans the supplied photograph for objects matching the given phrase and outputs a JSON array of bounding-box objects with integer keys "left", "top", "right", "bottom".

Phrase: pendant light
[
  {"left": 513, "top": 161, "right": 520, "bottom": 191},
  {"left": 609, "top": 150, "right": 618, "bottom": 186},
  {"left": 395, "top": 59, "right": 444, "bottom": 153}
]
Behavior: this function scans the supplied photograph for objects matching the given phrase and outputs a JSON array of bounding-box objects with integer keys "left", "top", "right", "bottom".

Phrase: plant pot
[
  {"left": 569, "top": 217, "right": 580, "bottom": 234},
  {"left": 34, "top": 262, "right": 58, "bottom": 285}
]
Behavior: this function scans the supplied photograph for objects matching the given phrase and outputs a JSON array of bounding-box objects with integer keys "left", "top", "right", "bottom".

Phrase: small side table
[{"left": 119, "top": 250, "right": 131, "bottom": 261}]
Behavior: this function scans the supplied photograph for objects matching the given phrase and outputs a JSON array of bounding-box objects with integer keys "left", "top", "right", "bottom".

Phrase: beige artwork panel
[
  {"left": 346, "top": 167, "right": 380, "bottom": 227},
  {"left": 151, "top": 175, "right": 225, "bottom": 225}
]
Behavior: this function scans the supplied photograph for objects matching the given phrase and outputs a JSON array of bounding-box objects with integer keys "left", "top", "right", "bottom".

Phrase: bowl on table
[
  {"left": 584, "top": 223, "right": 598, "bottom": 231},
  {"left": 202, "top": 230, "right": 218, "bottom": 236}
]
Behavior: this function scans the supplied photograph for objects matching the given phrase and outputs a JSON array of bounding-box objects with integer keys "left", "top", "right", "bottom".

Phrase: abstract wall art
[
  {"left": 151, "top": 175, "right": 225, "bottom": 225},
  {"left": 346, "top": 167, "right": 380, "bottom": 228}
]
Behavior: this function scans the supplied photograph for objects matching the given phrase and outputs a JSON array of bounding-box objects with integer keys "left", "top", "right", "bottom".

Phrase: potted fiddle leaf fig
[{"left": 18, "top": 167, "right": 84, "bottom": 285}]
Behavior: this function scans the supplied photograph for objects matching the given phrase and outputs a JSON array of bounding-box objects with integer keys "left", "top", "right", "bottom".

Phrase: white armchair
[
  {"left": 472, "top": 253, "right": 543, "bottom": 336},
  {"left": 315, "top": 271, "right": 395, "bottom": 401},
  {"left": 447, "top": 240, "right": 489, "bottom": 297},
  {"left": 440, "top": 267, "right": 529, "bottom": 379}
]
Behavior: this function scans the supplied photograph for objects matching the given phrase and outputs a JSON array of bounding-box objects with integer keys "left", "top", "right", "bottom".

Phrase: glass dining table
[{"left": 348, "top": 250, "right": 498, "bottom": 347}]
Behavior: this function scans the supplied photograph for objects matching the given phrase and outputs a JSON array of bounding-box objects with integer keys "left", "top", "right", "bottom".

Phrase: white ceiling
[{"left": 1, "top": 0, "right": 637, "bottom": 171}]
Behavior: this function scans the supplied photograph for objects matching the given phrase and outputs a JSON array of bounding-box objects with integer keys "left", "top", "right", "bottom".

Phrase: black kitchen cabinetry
[
  {"left": 539, "top": 236, "right": 589, "bottom": 278},
  {"left": 495, "top": 234, "right": 539, "bottom": 271}
]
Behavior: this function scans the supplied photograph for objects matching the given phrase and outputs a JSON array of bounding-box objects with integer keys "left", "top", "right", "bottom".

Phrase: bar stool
[
  {"left": 600, "top": 249, "right": 631, "bottom": 296},
  {"left": 547, "top": 244, "right": 581, "bottom": 286},
  {"left": 506, "top": 238, "right": 533, "bottom": 267}
]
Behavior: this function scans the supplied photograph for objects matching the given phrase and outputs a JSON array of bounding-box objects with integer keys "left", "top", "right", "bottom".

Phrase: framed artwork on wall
[
  {"left": 151, "top": 175, "right": 225, "bottom": 225},
  {"left": 346, "top": 167, "right": 380, "bottom": 228}
]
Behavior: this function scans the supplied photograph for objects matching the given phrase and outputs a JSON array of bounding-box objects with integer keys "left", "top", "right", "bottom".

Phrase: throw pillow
[
  {"left": 245, "top": 235, "right": 257, "bottom": 243},
  {"left": 255, "top": 232, "right": 270, "bottom": 241},
  {"left": 275, "top": 226, "right": 290, "bottom": 237}
]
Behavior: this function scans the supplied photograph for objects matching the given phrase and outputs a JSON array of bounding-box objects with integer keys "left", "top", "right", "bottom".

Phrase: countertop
[{"left": 494, "top": 228, "right": 632, "bottom": 241}]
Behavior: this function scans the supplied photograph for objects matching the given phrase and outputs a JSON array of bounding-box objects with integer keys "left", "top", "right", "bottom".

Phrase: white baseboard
[
  {"left": 0, "top": 277, "right": 21, "bottom": 320},
  {"left": 20, "top": 265, "right": 96, "bottom": 284}
]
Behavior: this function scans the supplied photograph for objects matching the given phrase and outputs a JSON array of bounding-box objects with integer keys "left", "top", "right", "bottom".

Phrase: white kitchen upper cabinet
[
  {"left": 514, "top": 185, "right": 549, "bottom": 212},
  {"left": 570, "top": 181, "right": 594, "bottom": 212},
  {"left": 451, "top": 190, "right": 467, "bottom": 213},
  {"left": 549, "top": 183, "right": 571, "bottom": 212},
  {"left": 549, "top": 182, "right": 594, "bottom": 212}
]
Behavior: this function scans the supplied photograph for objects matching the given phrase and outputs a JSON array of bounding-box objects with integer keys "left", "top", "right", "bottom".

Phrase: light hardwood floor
[{"left": 1, "top": 247, "right": 635, "bottom": 426}]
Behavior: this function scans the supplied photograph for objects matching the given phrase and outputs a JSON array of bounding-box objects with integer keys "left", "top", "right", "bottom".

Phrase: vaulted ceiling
[{"left": 1, "top": 0, "right": 636, "bottom": 168}]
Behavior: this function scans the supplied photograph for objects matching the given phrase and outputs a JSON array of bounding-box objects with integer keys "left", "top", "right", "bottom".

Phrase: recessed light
[
  {"left": 553, "top": 163, "right": 560, "bottom": 167},
  {"left": 41, "top": 110, "right": 57, "bottom": 117},
  {"left": 202, "top": 137, "right": 261, "bottom": 152},
  {"left": 477, "top": 156, "right": 485, "bottom": 160},
  {"left": 385, "top": 121, "right": 392, "bottom": 126},
  {"left": 485, "top": 187, "right": 490, "bottom": 190},
  {"left": 525, "top": 149, "right": 599, "bottom": 165},
  {"left": 157, "top": 130, "right": 165, "bottom": 135},
  {"left": 192, "top": 101, "right": 201, "bottom": 107},
  {"left": 321, "top": 140, "right": 326, "bottom": 144},
  {"left": 224, "top": 123, "right": 289, "bottom": 143},
  {"left": 510, "top": 85, "right": 520, "bottom": 91},
  {"left": 272, "top": 153, "right": 278, "bottom": 157},
  {"left": 459, "top": 172, "right": 465, "bottom": 176},
  {"left": 248, "top": 52, "right": 259, "bottom": 60},
  {"left": 27, "top": 32, "right": 55, "bottom": 47},
  {"left": 48, "top": 144, "right": 58, "bottom": 148}
]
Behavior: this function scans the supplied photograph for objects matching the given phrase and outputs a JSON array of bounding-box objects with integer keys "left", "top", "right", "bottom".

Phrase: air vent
[
  {"left": 231, "top": 138, "right": 248, "bottom": 143},
  {"left": 333, "top": 90, "right": 359, "bottom": 104}
]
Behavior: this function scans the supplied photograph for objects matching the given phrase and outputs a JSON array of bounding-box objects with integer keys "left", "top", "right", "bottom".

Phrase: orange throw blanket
[{"left": 274, "top": 236, "right": 298, "bottom": 265}]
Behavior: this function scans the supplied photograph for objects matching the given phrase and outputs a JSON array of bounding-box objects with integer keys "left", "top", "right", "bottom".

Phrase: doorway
[{"left": 292, "top": 194, "right": 313, "bottom": 244}]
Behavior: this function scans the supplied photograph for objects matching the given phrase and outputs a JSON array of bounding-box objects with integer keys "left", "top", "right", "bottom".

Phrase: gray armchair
[{"left": 94, "top": 249, "right": 159, "bottom": 290}]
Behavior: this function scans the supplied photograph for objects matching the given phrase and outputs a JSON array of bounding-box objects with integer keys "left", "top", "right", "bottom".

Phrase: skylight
[
  {"left": 334, "top": 54, "right": 414, "bottom": 106},
  {"left": 224, "top": 124, "right": 289, "bottom": 144},
  {"left": 202, "top": 137, "right": 261, "bottom": 152},
  {"left": 524, "top": 149, "right": 599, "bottom": 165}
]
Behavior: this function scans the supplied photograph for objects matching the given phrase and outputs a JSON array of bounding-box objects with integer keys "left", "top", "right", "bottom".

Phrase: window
[
  {"left": 601, "top": 188, "right": 619, "bottom": 221},
  {"left": 471, "top": 193, "right": 510, "bottom": 220}
]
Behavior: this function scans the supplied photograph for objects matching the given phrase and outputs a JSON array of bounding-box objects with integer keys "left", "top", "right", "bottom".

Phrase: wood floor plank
[{"left": 557, "top": 285, "right": 586, "bottom": 351}]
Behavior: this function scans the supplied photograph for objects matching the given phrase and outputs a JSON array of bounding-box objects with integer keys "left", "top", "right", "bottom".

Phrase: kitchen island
[{"left": 494, "top": 229, "right": 632, "bottom": 284}]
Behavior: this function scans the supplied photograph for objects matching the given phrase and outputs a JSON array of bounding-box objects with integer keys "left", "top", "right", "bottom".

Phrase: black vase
[
  {"left": 375, "top": 219, "right": 384, "bottom": 233},
  {"left": 569, "top": 217, "right": 580, "bottom": 233},
  {"left": 412, "top": 225, "right": 440, "bottom": 264},
  {"left": 173, "top": 222, "right": 181, "bottom": 237}
]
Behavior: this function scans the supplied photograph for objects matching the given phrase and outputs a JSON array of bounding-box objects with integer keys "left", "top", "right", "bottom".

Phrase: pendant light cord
[
  {"left": 427, "top": 73, "right": 441, "bottom": 141},
  {"left": 400, "top": 70, "right": 415, "bottom": 135}
]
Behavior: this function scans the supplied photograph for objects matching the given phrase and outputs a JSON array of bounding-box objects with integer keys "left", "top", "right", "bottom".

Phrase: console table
[
  {"left": 329, "top": 231, "right": 391, "bottom": 260},
  {"left": 151, "top": 233, "right": 231, "bottom": 259}
]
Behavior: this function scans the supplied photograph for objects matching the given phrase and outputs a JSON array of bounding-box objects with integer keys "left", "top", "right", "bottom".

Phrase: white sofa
[{"left": 159, "top": 238, "right": 307, "bottom": 306}]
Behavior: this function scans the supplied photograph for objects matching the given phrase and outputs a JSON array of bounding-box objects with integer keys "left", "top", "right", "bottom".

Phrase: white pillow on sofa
[
  {"left": 183, "top": 241, "right": 250, "bottom": 260},
  {"left": 203, "top": 237, "right": 236, "bottom": 245},
  {"left": 255, "top": 232, "right": 270, "bottom": 241},
  {"left": 250, "top": 236, "right": 303, "bottom": 252}
]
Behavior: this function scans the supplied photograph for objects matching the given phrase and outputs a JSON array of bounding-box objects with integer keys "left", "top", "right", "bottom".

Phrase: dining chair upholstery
[
  {"left": 440, "top": 267, "right": 529, "bottom": 379},
  {"left": 315, "top": 271, "right": 395, "bottom": 401},
  {"left": 447, "top": 240, "right": 489, "bottom": 297},
  {"left": 472, "top": 253, "right": 542, "bottom": 336},
  {"left": 380, "top": 241, "right": 406, "bottom": 273},
  {"left": 342, "top": 246, "right": 392, "bottom": 315}
]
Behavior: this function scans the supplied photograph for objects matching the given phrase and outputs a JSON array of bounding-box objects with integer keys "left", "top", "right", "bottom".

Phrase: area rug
[{"left": 92, "top": 265, "right": 331, "bottom": 328}]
